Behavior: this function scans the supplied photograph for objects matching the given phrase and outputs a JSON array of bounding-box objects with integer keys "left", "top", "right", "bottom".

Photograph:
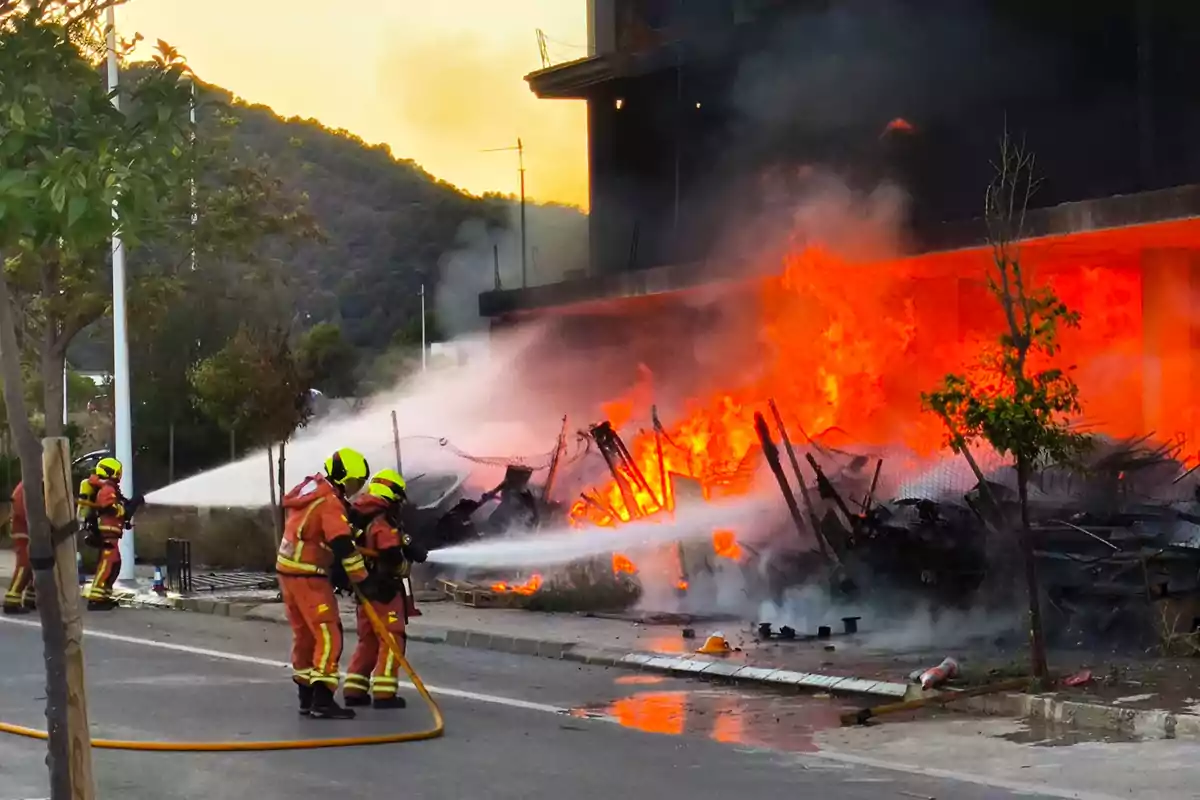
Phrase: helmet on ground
[
  {"left": 323, "top": 448, "right": 369, "bottom": 487},
  {"left": 367, "top": 469, "right": 406, "bottom": 503},
  {"left": 95, "top": 457, "right": 122, "bottom": 480}
]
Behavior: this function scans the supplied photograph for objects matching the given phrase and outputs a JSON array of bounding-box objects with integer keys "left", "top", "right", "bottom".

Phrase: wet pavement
[{"left": 0, "top": 609, "right": 1075, "bottom": 800}]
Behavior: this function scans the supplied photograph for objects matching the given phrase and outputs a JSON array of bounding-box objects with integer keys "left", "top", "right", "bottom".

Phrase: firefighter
[
  {"left": 343, "top": 469, "right": 427, "bottom": 709},
  {"left": 82, "top": 458, "right": 128, "bottom": 611},
  {"left": 2, "top": 482, "right": 34, "bottom": 614},
  {"left": 277, "top": 447, "right": 376, "bottom": 720}
]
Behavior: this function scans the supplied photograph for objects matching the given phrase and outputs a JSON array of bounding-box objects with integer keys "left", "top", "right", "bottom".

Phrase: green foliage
[
  {"left": 922, "top": 136, "right": 1089, "bottom": 471},
  {"left": 296, "top": 321, "right": 357, "bottom": 397},
  {"left": 188, "top": 326, "right": 312, "bottom": 448}
]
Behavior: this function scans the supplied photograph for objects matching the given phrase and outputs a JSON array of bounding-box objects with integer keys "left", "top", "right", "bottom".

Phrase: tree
[
  {"left": 296, "top": 321, "right": 357, "bottom": 397},
  {"left": 922, "top": 133, "right": 1089, "bottom": 683},
  {"left": 189, "top": 325, "right": 313, "bottom": 451},
  {"left": 0, "top": 2, "right": 193, "bottom": 796}
]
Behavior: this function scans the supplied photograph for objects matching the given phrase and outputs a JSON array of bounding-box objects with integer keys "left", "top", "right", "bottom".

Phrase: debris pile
[{"left": 418, "top": 395, "right": 1200, "bottom": 649}]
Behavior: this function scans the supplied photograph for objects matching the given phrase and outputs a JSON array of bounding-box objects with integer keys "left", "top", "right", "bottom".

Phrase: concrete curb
[
  {"left": 962, "top": 690, "right": 1200, "bottom": 741},
  {"left": 125, "top": 593, "right": 911, "bottom": 700}
]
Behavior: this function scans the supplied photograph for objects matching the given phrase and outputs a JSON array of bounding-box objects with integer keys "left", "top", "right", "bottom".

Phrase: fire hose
[{"left": 0, "top": 587, "right": 445, "bottom": 751}]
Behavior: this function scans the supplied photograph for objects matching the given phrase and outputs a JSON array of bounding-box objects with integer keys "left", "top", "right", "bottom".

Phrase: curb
[
  {"left": 125, "top": 594, "right": 911, "bottom": 700},
  {"left": 962, "top": 690, "right": 1200, "bottom": 741}
]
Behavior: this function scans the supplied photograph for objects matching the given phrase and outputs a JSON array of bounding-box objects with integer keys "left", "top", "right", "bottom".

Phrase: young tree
[
  {"left": 296, "top": 321, "right": 358, "bottom": 397},
  {"left": 188, "top": 325, "right": 313, "bottom": 452},
  {"left": 922, "top": 133, "right": 1089, "bottom": 682},
  {"left": 0, "top": 2, "right": 191, "bottom": 796}
]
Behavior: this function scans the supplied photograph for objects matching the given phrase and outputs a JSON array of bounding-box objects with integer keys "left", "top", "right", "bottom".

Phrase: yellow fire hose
[{"left": 0, "top": 588, "right": 445, "bottom": 751}]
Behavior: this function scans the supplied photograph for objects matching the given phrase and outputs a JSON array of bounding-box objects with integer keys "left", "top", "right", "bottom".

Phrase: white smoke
[{"left": 146, "top": 325, "right": 565, "bottom": 508}]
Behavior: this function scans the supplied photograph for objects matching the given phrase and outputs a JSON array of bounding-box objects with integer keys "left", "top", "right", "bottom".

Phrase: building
[{"left": 478, "top": 1, "right": 1200, "bottom": 450}]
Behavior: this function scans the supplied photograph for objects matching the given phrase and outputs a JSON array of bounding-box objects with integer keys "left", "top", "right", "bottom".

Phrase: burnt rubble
[
  {"left": 753, "top": 414, "right": 1200, "bottom": 651},
  {"left": 416, "top": 407, "right": 1200, "bottom": 651}
]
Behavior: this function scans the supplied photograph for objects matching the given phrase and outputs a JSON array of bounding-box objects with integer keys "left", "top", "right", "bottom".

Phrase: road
[{"left": 0, "top": 610, "right": 1096, "bottom": 800}]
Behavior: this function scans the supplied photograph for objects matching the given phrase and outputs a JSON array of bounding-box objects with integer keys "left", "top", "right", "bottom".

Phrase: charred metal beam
[
  {"left": 590, "top": 421, "right": 641, "bottom": 517},
  {"left": 753, "top": 411, "right": 810, "bottom": 549},
  {"left": 768, "top": 399, "right": 830, "bottom": 558},
  {"left": 806, "top": 452, "right": 858, "bottom": 532},
  {"left": 652, "top": 405, "right": 670, "bottom": 511},
  {"left": 542, "top": 415, "right": 569, "bottom": 503}
]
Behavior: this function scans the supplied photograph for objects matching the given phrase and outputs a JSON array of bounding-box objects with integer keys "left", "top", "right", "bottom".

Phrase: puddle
[
  {"left": 614, "top": 675, "right": 668, "bottom": 686},
  {"left": 998, "top": 718, "right": 1141, "bottom": 747},
  {"left": 568, "top": 689, "right": 850, "bottom": 753}
]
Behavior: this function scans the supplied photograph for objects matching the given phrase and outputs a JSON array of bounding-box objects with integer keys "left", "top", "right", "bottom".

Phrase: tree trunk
[
  {"left": 42, "top": 344, "right": 66, "bottom": 438},
  {"left": 0, "top": 274, "right": 87, "bottom": 800},
  {"left": 1016, "top": 455, "right": 1049, "bottom": 681}
]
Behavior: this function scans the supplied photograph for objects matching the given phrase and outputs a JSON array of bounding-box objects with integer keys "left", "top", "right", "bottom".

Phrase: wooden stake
[{"left": 42, "top": 437, "right": 96, "bottom": 800}]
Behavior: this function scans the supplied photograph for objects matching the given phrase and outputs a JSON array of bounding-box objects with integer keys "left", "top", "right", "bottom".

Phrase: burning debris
[{"left": 422, "top": 391, "right": 1200, "bottom": 652}]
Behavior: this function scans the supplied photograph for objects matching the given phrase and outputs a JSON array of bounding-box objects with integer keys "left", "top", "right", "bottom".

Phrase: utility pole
[
  {"left": 420, "top": 283, "right": 427, "bottom": 373},
  {"left": 106, "top": 6, "right": 135, "bottom": 583},
  {"left": 482, "top": 139, "right": 527, "bottom": 287}
]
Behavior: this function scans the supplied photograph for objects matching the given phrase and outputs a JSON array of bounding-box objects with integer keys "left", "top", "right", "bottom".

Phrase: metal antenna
[
  {"left": 482, "top": 139, "right": 527, "bottom": 287},
  {"left": 535, "top": 29, "right": 550, "bottom": 69}
]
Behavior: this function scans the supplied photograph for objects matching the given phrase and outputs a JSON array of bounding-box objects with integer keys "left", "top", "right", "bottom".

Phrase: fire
[
  {"left": 491, "top": 574, "right": 543, "bottom": 595},
  {"left": 570, "top": 219, "right": 1200, "bottom": 578},
  {"left": 612, "top": 554, "right": 637, "bottom": 574},
  {"left": 713, "top": 529, "right": 742, "bottom": 561}
]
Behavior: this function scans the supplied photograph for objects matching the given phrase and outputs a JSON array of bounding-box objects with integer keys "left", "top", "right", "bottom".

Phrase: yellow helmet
[
  {"left": 367, "top": 469, "right": 406, "bottom": 502},
  {"left": 95, "top": 457, "right": 123, "bottom": 480},
  {"left": 323, "top": 448, "right": 369, "bottom": 486}
]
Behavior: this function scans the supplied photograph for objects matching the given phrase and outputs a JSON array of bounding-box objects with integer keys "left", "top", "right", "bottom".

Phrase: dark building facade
[
  {"left": 476, "top": 1, "right": 1200, "bottom": 451},
  {"left": 513, "top": 0, "right": 1200, "bottom": 283}
]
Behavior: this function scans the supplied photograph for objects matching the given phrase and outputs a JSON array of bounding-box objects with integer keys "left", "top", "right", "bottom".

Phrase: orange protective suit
[
  {"left": 344, "top": 493, "right": 407, "bottom": 703},
  {"left": 84, "top": 476, "right": 125, "bottom": 603},
  {"left": 3, "top": 482, "right": 33, "bottom": 613},
  {"left": 276, "top": 475, "right": 368, "bottom": 689}
]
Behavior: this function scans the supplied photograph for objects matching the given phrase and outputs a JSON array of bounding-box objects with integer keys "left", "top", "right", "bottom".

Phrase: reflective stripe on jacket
[{"left": 276, "top": 475, "right": 366, "bottom": 581}]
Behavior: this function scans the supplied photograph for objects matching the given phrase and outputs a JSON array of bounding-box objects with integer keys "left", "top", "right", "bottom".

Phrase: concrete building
[{"left": 479, "top": 1, "right": 1200, "bottom": 449}]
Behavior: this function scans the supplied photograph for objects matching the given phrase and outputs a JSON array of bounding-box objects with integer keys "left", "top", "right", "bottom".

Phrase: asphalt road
[{"left": 0, "top": 610, "right": 1060, "bottom": 800}]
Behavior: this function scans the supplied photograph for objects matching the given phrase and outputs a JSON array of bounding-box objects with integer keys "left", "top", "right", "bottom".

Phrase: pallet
[{"left": 437, "top": 578, "right": 517, "bottom": 609}]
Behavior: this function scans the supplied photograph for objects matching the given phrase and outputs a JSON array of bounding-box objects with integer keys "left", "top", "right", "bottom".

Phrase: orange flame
[
  {"left": 571, "top": 220, "right": 1200, "bottom": 578},
  {"left": 713, "top": 529, "right": 743, "bottom": 561},
  {"left": 491, "top": 574, "right": 543, "bottom": 595}
]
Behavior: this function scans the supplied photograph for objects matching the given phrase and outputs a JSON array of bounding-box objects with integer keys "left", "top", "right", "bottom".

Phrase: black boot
[
  {"left": 297, "top": 683, "right": 314, "bottom": 716},
  {"left": 87, "top": 598, "right": 118, "bottom": 611},
  {"left": 344, "top": 693, "right": 371, "bottom": 708},
  {"left": 2, "top": 604, "right": 29, "bottom": 615},
  {"left": 308, "top": 683, "right": 355, "bottom": 720},
  {"left": 373, "top": 696, "right": 407, "bottom": 710}
]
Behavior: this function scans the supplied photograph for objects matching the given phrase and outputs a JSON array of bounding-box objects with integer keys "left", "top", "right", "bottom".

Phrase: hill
[{"left": 69, "top": 79, "right": 589, "bottom": 368}]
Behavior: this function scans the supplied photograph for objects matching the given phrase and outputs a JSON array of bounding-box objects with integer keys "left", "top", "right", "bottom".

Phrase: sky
[{"left": 118, "top": 0, "right": 591, "bottom": 209}]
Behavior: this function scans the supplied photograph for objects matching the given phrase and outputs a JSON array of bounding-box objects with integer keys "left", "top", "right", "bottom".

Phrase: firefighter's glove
[{"left": 401, "top": 534, "right": 428, "bottom": 564}]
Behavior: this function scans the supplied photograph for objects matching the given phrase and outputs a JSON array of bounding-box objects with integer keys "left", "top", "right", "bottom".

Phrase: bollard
[
  {"left": 817, "top": 625, "right": 832, "bottom": 639},
  {"left": 842, "top": 616, "right": 861, "bottom": 635}
]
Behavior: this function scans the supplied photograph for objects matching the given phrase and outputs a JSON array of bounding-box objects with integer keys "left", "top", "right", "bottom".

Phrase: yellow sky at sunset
[{"left": 118, "top": 0, "right": 590, "bottom": 209}]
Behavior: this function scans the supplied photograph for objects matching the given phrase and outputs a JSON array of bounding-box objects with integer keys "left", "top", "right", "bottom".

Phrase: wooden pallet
[{"left": 437, "top": 578, "right": 517, "bottom": 609}]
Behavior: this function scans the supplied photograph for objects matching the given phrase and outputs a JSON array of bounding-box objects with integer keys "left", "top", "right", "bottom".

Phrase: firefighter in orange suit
[
  {"left": 344, "top": 469, "right": 427, "bottom": 709},
  {"left": 277, "top": 447, "right": 374, "bottom": 719},
  {"left": 82, "top": 458, "right": 128, "bottom": 611},
  {"left": 3, "top": 482, "right": 34, "bottom": 614}
]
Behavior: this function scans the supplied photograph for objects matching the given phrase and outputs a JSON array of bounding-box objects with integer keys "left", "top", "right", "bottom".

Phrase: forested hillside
[{"left": 55, "top": 73, "right": 586, "bottom": 489}]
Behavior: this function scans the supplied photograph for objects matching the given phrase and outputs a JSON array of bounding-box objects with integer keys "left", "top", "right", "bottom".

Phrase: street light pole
[
  {"left": 482, "top": 138, "right": 528, "bottom": 287},
  {"left": 420, "top": 283, "right": 427, "bottom": 373},
  {"left": 106, "top": 6, "right": 135, "bottom": 583}
]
